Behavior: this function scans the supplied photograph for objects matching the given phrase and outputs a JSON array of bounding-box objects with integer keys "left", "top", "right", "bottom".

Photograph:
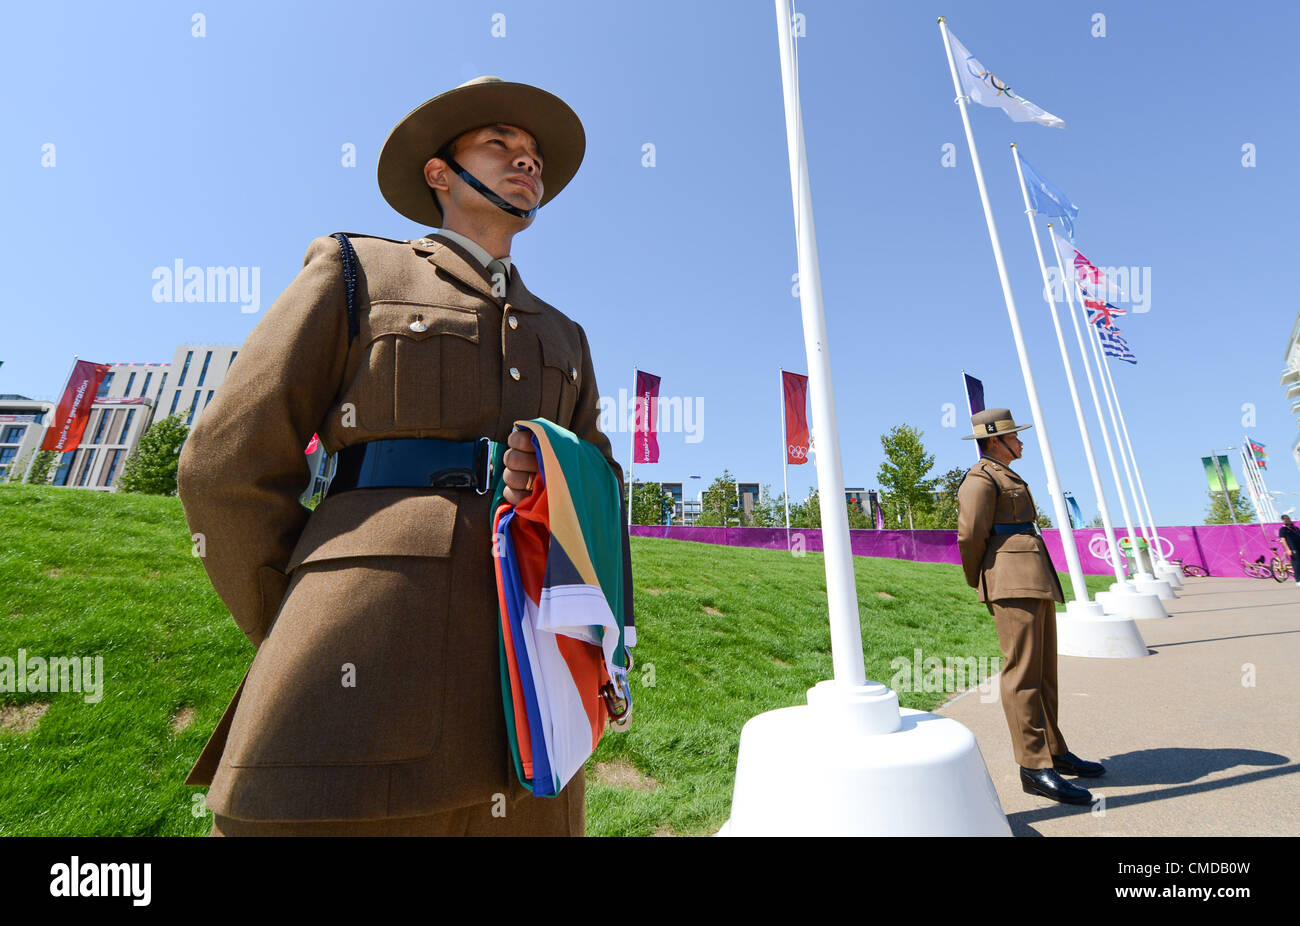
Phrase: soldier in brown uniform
[
  {"left": 957, "top": 408, "right": 1103, "bottom": 805},
  {"left": 177, "top": 77, "right": 626, "bottom": 835}
]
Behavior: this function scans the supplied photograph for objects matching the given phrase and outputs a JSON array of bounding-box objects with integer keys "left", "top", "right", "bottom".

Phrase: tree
[
  {"left": 117, "top": 414, "right": 190, "bottom": 495},
  {"left": 10, "top": 449, "right": 55, "bottom": 485},
  {"left": 1085, "top": 514, "right": 1104, "bottom": 529},
  {"left": 631, "top": 481, "right": 674, "bottom": 525},
  {"left": 1034, "top": 503, "right": 1053, "bottom": 529},
  {"left": 877, "top": 424, "right": 939, "bottom": 531},
  {"left": 746, "top": 484, "right": 781, "bottom": 527},
  {"left": 696, "top": 469, "right": 742, "bottom": 527},
  {"left": 922, "top": 466, "right": 967, "bottom": 529},
  {"left": 790, "top": 488, "right": 821, "bottom": 528},
  {"left": 1204, "top": 489, "right": 1255, "bottom": 525}
]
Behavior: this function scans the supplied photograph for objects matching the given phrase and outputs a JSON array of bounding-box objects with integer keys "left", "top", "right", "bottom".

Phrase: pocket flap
[
  {"left": 994, "top": 532, "right": 1041, "bottom": 553},
  {"left": 286, "top": 488, "right": 458, "bottom": 571},
  {"left": 539, "top": 335, "right": 579, "bottom": 383},
  {"left": 364, "top": 301, "right": 480, "bottom": 345}
]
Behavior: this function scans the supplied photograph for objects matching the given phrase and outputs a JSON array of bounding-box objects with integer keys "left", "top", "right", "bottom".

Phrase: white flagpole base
[
  {"left": 1057, "top": 602, "right": 1149, "bottom": 659},
  {"left": 718, "top": 680, "right": 1011, "bottom": 836},
  {"left": 1133, "top": 574, "right": 1175, "bottom": 600},
  {"left": 1154, "top": 563, "right": 1183, "bottom": 588},
  {"left": 1097, "top": 585, "right": 1170, "bottom": 619}
]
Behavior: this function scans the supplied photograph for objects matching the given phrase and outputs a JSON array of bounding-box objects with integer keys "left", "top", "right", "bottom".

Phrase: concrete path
[{"left": 936, "top": 575, "right": 1300, "bottom": 836}]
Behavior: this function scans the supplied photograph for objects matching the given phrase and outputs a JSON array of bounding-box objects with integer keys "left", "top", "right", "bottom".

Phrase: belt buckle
[{"left": 475, "top": 437, "right": 491, "bottom": 495}]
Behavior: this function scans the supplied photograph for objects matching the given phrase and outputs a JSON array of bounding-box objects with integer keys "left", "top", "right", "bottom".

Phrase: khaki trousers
[
  {"left": 208, "top": 769, "right": 584, "bottom": 836},
  {"left": 988, "top": 598, "right": 1068, "bottom": 769}
]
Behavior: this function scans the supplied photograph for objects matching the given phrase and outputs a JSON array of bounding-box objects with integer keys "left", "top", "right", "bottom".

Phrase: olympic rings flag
[{"left": 782, "top": 370, "right": 810, "bottom": 465}]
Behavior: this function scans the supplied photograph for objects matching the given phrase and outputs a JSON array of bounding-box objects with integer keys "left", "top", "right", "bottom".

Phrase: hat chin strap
[{"left": 439, "top": 154, "right": 538, "bottom": 220}]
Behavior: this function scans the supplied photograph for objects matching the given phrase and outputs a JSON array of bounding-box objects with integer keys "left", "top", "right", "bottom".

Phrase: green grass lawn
[{"left": 0, "top": 484, "right": 1111, "bottom": 836}]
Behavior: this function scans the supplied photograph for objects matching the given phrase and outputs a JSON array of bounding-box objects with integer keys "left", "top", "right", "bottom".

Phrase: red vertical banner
[
  {"left": 782, "top": 370, "right": 809, "bottom": 464},
  {"left": 41, "top": 360, "right": 110, "bottom": 453},
  {"left": 634, "top": 370, "right": 660, "bottom": 464}
]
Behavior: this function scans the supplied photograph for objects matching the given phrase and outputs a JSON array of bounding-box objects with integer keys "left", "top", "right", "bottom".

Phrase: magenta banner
[{"left": 628, "top": 523, "right": 1290, "bottom": 579}]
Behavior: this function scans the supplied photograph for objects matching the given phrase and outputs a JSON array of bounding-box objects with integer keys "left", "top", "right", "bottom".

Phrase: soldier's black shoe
[
  {"left": 1052, "top": 751, "right": 1106, "bottom": 777},
  {"left": 1020, "top": 766, "right": 1095, "bottom": 805}
]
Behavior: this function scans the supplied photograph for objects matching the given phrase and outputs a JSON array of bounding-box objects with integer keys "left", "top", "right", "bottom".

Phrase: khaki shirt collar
[{"left": 408, "top": 233, "right": 543, "bottom": 314}]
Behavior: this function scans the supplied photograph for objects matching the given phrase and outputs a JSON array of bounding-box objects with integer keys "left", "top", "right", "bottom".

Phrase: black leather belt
[
  {"left": 327, "top": 437, "right": 492, "bottom": 497},
  {"left": 991, "top": 522, "right": 1038, "bottom": 535}
]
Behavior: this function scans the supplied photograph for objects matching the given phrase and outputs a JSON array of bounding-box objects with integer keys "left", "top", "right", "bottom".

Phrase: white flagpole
[
  {"left": 1095, "top": 335, "right": 1163, "bottom": 563},
  {"left": 1246, "top": 439, "right": 1280, "bottom": 521},
  {"left": 1010, "top": 147, "right": 1111, "bottom": 599},
  {"left": 938, "top": 18, "right": 1083, "bottom": 596},
  {"left": 1048, "top": 235, "right": 1132, "bottom": 582},
  {"left": 1238, "top": 444, "right": 1267, "bottom": 528},
  {"left": 1084, "top": 310, "right": 1154, "bottom": 578},
  {"left": 778, "top": 367, "right": 792, "bottom": 540},
  {"left": 776, "top": 1, "right": 866, "bottom": 688},
  {"left": 22, "top": 354, "right": 79, "bottom": 485},
  {"left": 627, "top": 365, "right": 636, "bottom": 528}
]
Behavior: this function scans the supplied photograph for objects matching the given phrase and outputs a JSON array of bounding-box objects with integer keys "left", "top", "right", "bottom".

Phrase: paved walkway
[{"left": 936, "top": 575, "right": 1300, "bottom": 836}]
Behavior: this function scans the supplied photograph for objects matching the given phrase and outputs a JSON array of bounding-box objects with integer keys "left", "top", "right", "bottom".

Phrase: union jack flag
[{"left": 1082, "top": 292, "right": 1127, "bottom": 328}]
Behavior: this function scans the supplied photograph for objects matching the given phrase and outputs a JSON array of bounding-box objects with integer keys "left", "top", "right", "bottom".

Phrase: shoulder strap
[{"left": 330, "top": 232, "right": 359, "bottom": 344}]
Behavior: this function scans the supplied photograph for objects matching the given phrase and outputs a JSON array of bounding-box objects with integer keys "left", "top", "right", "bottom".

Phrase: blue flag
[
  {"left": 1098, "top": 327, "right": 1137, "bottom": 364},
  {"left": 1019, "top": 156, "right": 1079, "bottom": 239}
]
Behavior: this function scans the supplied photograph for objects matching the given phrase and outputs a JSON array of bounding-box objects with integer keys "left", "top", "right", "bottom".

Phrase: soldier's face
[
  {"left": 426, "top": 123, "right": 544, "bottom": 227},
  {"left": 1001, "top": 433, "right": 1024, "bottom": 460}
]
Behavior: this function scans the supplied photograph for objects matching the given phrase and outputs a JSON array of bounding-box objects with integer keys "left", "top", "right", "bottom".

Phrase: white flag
[{"left": 948, "top": 30, "right": 1065, "bottom": 129}]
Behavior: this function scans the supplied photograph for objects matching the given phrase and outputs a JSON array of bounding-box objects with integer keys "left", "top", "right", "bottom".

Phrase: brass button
[
  {"left": 508, "top": 315, "right": 518, "bottom": 329},
  {"left": 509, "top": 367, "right": 520, "bottom": 381},
  {"left": 409, "top": 317, "right": 428, "bottom": 332},
  {"left": 569, "top": 367, "right": 578, "bottom": 382}
]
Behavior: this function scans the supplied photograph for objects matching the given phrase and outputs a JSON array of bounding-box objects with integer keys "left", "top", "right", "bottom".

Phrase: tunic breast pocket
[
  {"left": 537, "top": 334, "right": 580, "bottom": 428},
  {"left": 346, "top": 301, "right": 480, "bottom": 432}
]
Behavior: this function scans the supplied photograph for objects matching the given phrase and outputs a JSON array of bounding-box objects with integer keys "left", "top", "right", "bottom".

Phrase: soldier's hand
[{"left": 502, "top": 428, "right": 540, "bottom": 507}]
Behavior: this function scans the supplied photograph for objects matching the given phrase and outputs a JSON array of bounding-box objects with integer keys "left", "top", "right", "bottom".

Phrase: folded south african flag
[{"left": 490, "top": 419, "right": 635, "bottom": 797}]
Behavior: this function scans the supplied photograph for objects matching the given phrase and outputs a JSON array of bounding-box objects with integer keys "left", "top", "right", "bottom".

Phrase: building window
[
  {"left": 90, "top": 409, "right": 110, "bottom": 445},
  {"left": 117, "top": 408, "right": 136, "bottom": 444},
  {"left": 2, "top": 425, "right": 25, "bottom": 444},
  {"left": 141, "top": 372, "right": 153, "bottom": 398},
  {"left": 0, "top": 446, "right": 17, "bottom": 479},
  {"left": 177, "top": 351, "right": 194, "bottom": 387},
  {"left": 76, "top": 449, "right": 99, "bottom": 487},
  {"left": 125, "top": 372, "right": 136, "bottom": 396},
  {"left": 186, "top": 390, "right": 202, "bottom": 426},
  {"left": 227, "top": 351, "right": 238, "bottom": 368},
  {"left": 52, "top": 451, "right": 76, "bottom": 486},
  {"left": 155, "top": 372, "right": 167, "bottom": 399},
  {"left": 196, "top": 351, "right": 213, "bottom": 387},
  {"left": 96, "top": 372, "right": 115, "bottom": 398},
  {"left": 99, "top": 449, "right": 124, "bottom": 487},
  {"left": 204, "top": 389, "right": 215, "bottom": 408},
  {"left": 168, "top": 390, "right": 182, "bottom": 416}
]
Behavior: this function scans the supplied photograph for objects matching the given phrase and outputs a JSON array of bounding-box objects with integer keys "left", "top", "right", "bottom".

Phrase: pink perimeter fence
[{"left": 628, "top": 523, "right": 1292, "bottom": 578}]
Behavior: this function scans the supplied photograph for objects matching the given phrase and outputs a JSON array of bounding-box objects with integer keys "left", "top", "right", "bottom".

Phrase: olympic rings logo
[
  {"left": 1088, "top": 533, "right": 1175, "bottom": 561},
  {"left": 788, "top": 445, "right": 809, "bottom": 460}
]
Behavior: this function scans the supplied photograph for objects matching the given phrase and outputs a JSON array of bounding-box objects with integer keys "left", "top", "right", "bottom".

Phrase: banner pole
[
  {"left": 627, "top": 365, "right": 636, "bottom": 528},
  {"left": 779, "top": 367, "right": 792, "bottom": 542},
  {"left": 938, "top": 18, "right": 1079, "bottom": 584}
]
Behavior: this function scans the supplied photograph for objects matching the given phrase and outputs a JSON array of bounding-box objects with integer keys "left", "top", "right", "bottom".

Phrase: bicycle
[
  {"left": 1168, "top": 557, "right": 1209, "bottom": 578},
  {"left": 1269, "top": 544, "right": 1295, "bottom": 583},
  {"left": 1241, "top": 551, "right": 1276, "bottom": 580}
]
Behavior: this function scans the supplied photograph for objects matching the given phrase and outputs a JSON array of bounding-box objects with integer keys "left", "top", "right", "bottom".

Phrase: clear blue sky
[{"left": 6, "top": 0, "right": 1298, "bottom": 526}]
